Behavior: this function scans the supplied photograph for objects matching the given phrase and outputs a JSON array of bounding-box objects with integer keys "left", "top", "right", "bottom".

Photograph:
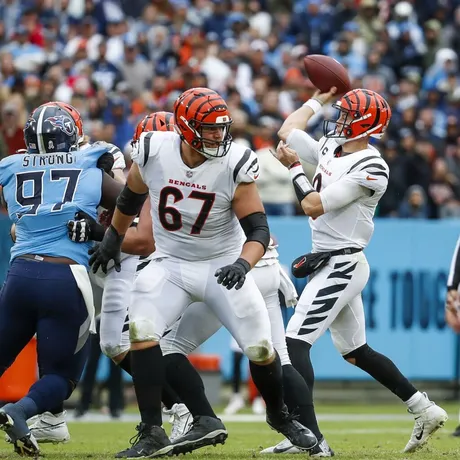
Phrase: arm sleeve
[
  {"left": 448, "top": 236, "right": 460, "bottom": 290},
  {"left": 286, "top": 129, "right": 319, "bottom": 165}
]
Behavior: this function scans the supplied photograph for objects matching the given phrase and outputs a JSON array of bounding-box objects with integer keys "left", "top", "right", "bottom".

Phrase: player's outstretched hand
[
  {"left": 215, "top": 258, "right": 251, "bottom": 290},
  {"left": 88, "top": 225, "right": 124, "bottom": 274}
]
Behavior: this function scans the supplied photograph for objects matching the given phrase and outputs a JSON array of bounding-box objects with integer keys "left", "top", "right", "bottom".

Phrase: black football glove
[
  {"left": 215, "top": 258, "right": 251, "bottom": 290},
  {"left": 97, "top": 152, "right": 115, "bottom": 176},
  {"left": 88, "top": 225, "right": 124, "bottom": 274},
  {"left": 67, "top": 211, "right": 105, "bottom": 242}
]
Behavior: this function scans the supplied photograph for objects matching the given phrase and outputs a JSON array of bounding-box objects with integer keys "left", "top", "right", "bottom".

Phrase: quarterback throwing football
[{"left": 269, "top": 87, "right": 448, "bottom": 455}]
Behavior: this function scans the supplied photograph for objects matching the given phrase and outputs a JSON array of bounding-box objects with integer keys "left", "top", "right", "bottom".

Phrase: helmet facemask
[{"left": 182, "top": 117, "right": 233, "bottom": 159}]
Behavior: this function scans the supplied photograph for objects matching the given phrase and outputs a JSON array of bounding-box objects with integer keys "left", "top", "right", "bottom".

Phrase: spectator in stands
[
  {"left": 398, "top": 185, "right": 429, "bottom": 219},
  {"left": 0, "top": 98, "right": 25, "bottom": 157},
  {"left": 0, "top": 0, "right": 458, "bottom": 219}
]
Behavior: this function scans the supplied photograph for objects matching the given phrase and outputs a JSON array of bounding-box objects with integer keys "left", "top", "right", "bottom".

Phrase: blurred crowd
[{"left": 0, "top": 0, "right": 459, "bottom": 218}]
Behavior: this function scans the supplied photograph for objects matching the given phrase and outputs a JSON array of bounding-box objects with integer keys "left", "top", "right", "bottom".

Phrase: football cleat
[
  {"left": 223, "top": 393, "right": 245, "bottom": 415},
  {"left": 5, "top": 411, "right": 70, "bottom": 444},
  {"left": 252, "top": 396, "right": 266, "bottom": 415},
  {"left": 170, "top": 415, "right": 228, "bottom": 455},
  {"left": 260, "top": 437, "right": 303, "bottom": 454},
  {"left": 403, "top": 394, "right": 448, "bottom": 453},
  {"left": 260, "top": 436, "right": 333, "bottom": 456},
  {"left": 0, "top": 404, "right": 40, "bottom": 458},
  {"left": 266, "top": 406, "right": 317, "bottom": 451},
  {"left": 163, "top": 403, "right": 193, "bottom": 443},
  {"left": 115, "top": 424, "right": 172, "bottom": 458}
]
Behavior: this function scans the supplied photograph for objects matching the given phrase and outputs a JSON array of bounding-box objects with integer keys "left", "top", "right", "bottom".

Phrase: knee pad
[
  {"left": 129, "top": 319, "right": 161, "bottom": 343},
  {"left": 342, "top": 343, "right": 374, "bottom": 362},
  {"left": 243, "top": 339, "right": 274, "bottom": 363}
]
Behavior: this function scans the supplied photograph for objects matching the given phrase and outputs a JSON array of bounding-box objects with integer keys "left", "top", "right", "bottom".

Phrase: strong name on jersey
[
  {"left": 287, "top": 129, "right": 389, "bottom": 252},
  {"left": 132, "top": 131, "right": 259, "bottom": 261},
  {"left": 0, "top": 144, "right": 109, "bottom": 266}
]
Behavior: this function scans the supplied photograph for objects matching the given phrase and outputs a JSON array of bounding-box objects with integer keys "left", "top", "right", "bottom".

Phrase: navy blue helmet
[{"left": 24, "top": 103, "right": 78, "bottom": 154}]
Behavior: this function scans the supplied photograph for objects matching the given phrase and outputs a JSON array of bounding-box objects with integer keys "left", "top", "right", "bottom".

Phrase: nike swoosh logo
[
  {"left": 293, "top": 257, "right": 306, "bottom": 269},
  {"left": 366, "top": 175, "right": 377, "bottom": 181},
  {"left": 273, "top": 446, "right": 294, "bottom": 453},
  {"left": 415, "top": 425, "right": 424, "bottom": 441}
]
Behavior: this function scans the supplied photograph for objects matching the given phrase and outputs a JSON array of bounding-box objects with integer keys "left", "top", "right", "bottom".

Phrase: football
[{"left": 303, "top": 54, "right": 351, "bottom": 95}]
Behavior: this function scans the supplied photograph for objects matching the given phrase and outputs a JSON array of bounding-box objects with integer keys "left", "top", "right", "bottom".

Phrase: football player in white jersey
[
  {"left": 89, "top": 87, "right": 317, "bottom": 458},
  {"left": 264, "top": 87, "right": 448, "bottom": 454}
]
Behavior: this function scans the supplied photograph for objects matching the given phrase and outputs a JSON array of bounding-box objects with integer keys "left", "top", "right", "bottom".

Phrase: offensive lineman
[
  {"left": 265, "top": 86, "right": 448, "bottom": 454},
  {"left": 89, "top": 87, "right": 317, "bottom": 458}
]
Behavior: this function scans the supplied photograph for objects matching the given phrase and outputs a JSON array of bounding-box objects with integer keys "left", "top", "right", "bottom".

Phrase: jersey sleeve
[
  {"left": 107, "top": 143, "right": 126, "bottom": 170},
  {"left": 131, "top": 132, "right": 161, "bottom": 169},
  {"left": 320, "top": 155, "right": 389, "bottom": 213},
  {"left": 81, "top": 142, "right": 112, "bottom": 167},
  {"left": 346, "top": 155, "right": 389, "bottom": 194},
  {"left": 233, "top": 148, "right": 260, "bottom": 185},
  {"left": 0, "top": 155, "right": 17, "bottom": 186},
  {"left": 286, "top": 129, "right": 320, "bottom": 165}
]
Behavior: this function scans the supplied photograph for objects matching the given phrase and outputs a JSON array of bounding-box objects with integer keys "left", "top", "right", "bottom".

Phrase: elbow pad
[
  {"left": 239, "top": 212, "right": 270, "bottom": 252},
  {"left": 116, "top": 185, "right": 148, "bottom": 216}
]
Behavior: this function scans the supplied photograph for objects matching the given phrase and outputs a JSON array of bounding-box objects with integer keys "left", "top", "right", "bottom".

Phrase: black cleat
[
  {"left": 0, "top": 406, "right": 40, "bottom": 458},
  {"left": 266, "top": 406, "right": 317, "bottom": 451},
  {"left": 115, "top": 424, "right": 172, "bottom": 458},
  {"left": 452, "top": 425, "right": 460, "bottom": 437},
  {"left": 170, "top": 416, "right": 228, "bottom": 456}
]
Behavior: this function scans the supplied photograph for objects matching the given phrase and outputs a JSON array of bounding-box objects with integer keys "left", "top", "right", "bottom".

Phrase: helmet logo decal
[{"left": 46, "top": 115, "right": 75, "bottom": 136}]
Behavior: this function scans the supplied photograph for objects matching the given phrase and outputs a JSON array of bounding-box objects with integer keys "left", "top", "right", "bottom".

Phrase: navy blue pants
[{"left": 0, "top": 258, "right": 90, "bottom": 389}]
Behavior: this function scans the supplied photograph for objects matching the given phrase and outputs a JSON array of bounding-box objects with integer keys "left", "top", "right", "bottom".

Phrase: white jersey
[
  {"left": 287, "top": 129, "right": 389, "bottom": 252},
  {"left": 132, "top": 131, "right": 260, "bottom": 261},
  {"left": 81, "top": 141, "right": 129, "bottom": 279},
  {"left": 80, "top": 141, "right": 126, "bottom": 171}
]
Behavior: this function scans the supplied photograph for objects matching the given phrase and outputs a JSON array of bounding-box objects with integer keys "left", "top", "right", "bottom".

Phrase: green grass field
[{"left": 1, "top": 403, "right": 460, "bottom": 459}]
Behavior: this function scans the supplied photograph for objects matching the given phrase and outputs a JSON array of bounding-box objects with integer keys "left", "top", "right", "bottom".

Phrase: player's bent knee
[
  {"left": 342, "top": 343, "right": 373, "bottom": 366},
  {"left": 244, "top": 340, "right": 274, "bottom": 363},
  {"left": 129, "top": 319, "right": 162, "bottom": 343},
  {"left": 100, "top": 341, "right": 130, "bottom": 360}
]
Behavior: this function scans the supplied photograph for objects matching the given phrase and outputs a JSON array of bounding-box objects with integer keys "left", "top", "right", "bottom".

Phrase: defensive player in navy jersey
[{"left": 0, "top": 103, "right": 121, "bottom": 457}]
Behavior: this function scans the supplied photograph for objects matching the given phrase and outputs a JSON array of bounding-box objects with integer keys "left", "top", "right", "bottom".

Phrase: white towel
[
  {"left": 279, "top": 265, "right": 298, "bottom": 308},
  {"left": 70, "top": 265, "right": 96, "bottom": 334}
]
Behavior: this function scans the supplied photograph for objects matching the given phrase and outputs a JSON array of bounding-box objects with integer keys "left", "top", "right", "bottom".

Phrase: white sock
[{"left": 405, "top": 391, "right": 430, "bottom": 412}]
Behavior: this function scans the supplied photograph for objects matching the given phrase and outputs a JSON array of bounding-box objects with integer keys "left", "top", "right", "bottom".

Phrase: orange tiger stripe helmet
[
  {"left": 133, "top": 111, "right": 175, "bottom": 143},
  {"left": 324, "top": 89, "right": 392, "bottom": 144},
  {"left": 173, "top": 87, "right": 233, "bottom": 159},
  {"left": 42, "top": 101, "right": 84, "bottom": 143}
]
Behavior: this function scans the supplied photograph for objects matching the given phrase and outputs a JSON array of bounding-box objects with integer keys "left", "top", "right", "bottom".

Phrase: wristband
[
  {"left": 303, "top": 98, "right": 323, "bottom": 115},
  {"left": 289, "top": 163, "right": 314, "bottom": 204}
]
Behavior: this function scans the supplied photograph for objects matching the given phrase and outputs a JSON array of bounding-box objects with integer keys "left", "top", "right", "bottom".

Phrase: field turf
[{"left": 1, "top": 403, "right": 460, "bottom": 459}]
